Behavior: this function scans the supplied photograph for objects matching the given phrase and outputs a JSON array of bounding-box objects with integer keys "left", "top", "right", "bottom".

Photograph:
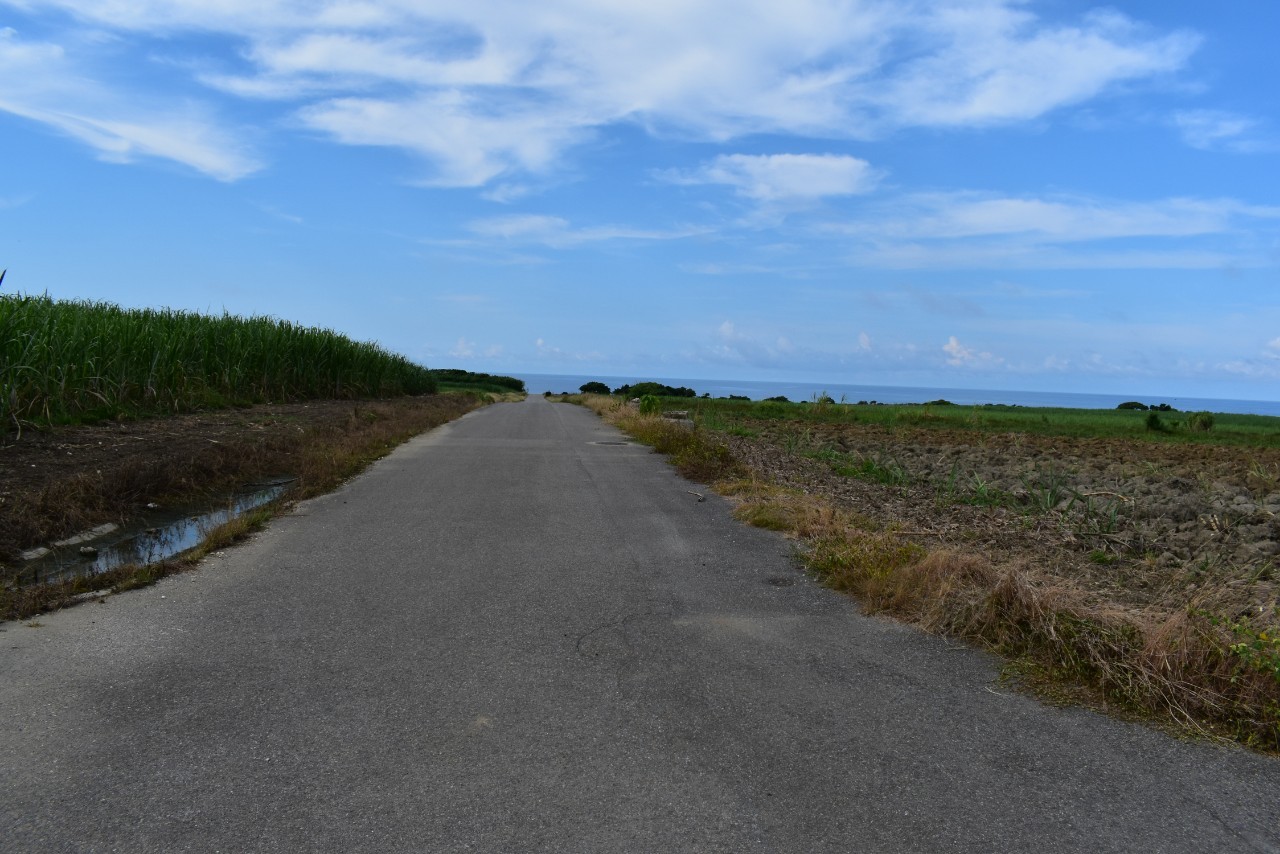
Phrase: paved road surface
[{"left": 3, "top": 396, "right": 1278, "bottom": 852}]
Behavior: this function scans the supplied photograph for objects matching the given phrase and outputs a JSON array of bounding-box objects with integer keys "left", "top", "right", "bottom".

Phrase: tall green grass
[{"left": 1, "top": 294, "right": 437, "bottom": 428}]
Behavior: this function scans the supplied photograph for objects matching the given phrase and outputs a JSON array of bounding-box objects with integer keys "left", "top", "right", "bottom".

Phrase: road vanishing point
[{"left": 3, "top": 396, "right": 1279, "bottom": 852}]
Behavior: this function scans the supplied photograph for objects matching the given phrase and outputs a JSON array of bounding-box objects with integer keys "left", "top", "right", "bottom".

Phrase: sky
[{"left": 1, "top": 1, "right": 1278, "bottom": 401}]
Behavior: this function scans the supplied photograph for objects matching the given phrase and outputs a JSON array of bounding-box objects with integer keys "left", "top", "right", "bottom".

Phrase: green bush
[
  {"left": 579, "top": 381, "right": 610, "bottom": 394},
  {"left": 614, "top": 381, "right": 698, "bottom": 398},
  {"left": 1187, "top": 411, "right": 1215, "bottom": 432},
  {"left": 638, "top": 394, "right": 662, "bottom": 415},
  {"left": 1117, "top": 401, "right": 1149, "bottom": 410}
]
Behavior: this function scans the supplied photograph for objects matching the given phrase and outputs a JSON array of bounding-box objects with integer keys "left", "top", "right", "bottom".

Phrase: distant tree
[
  {"left": 1117, "top": 401, "right": 1149, "bottom": 410},
  {"left": 728, "top": 394, "right": 751, "bottom": 401},
  {"left": 579, "top": 381, "right": 610, "bottom": 394},
  {"left": 764, "top": 395, "right": 790, "bottom": 403},
  {"left": 615, "top": 381, "right": 697, "bottom": 398}
]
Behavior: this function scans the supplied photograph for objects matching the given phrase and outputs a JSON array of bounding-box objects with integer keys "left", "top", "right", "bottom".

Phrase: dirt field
[{"left": 724, "top": 422, "right": 1280, "bottom": 621}]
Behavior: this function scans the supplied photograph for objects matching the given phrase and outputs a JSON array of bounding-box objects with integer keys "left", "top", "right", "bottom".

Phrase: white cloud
[
  {"left": 0, "top": 28, "right": 260, "bottom": 180},
  {"left": 842, "top": 193, "right": 1280, "bottom": 242},
  {"left": 1174, "top": 110, "right": 1274, "bottom": 154},
  {"left": 664, "top": 153, "right": 880, "bottom": 201},
  {"left": 449, "top": 337, "right": 475, "bottom": 358},
  {"left": 857, "top": 331, "right": 872, "bottom": 351},
  {"left": 5, "top": 2, "right": 1202, "bottom": 185},
  {"left": 876, "top": 6, "right": 1197, "bottom": 128},
  {"left": 943, "top": 336, "right": 1003, "bottom": 368},
  {"left": 823, "top": 192, "right": 1280, "bottom": 270}
]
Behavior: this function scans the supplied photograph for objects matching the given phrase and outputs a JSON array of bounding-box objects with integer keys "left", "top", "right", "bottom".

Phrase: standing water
[{"left": 15, "top": 478, "right": 294, "bottom": 586}]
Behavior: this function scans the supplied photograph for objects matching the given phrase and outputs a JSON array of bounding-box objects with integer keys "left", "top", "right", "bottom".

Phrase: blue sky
[{"left": 2, "top": 1, "right": 1278, "bottom": 400}]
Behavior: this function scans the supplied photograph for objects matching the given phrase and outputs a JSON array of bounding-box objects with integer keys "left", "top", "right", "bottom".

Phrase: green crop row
[{"left": 1, "top": 294, "right": 437, "bottom": 428}]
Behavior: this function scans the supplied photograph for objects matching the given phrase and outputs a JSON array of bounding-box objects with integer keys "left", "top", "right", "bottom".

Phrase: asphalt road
[{"left": 3, "top": 396, "right": 1278, "bottom": 853}]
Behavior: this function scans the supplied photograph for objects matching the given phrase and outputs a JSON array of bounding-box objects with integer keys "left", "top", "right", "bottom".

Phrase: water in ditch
[{"left": 15, "top": 478, "right": 295, "bottom": 586}]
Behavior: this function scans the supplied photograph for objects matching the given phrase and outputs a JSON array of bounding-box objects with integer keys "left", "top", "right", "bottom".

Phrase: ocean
[{"left": 514, "top": 372, "right": 1280, "bottom": 417}]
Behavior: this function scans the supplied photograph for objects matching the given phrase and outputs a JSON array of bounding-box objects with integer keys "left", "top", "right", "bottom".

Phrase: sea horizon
[{"left": 511, "top": 372, "right": 1280, "bottom": 418}]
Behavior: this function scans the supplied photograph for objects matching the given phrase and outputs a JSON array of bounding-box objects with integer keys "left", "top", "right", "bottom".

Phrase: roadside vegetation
[
  {"left": 563, "top": 389, "right": 1280, "bottom": 752},
  {"left": 1, "top": 292, "right": 516, "bottom": 619},
  {"left": 0, "top": 293, "right": 440, "bottom": 430}
]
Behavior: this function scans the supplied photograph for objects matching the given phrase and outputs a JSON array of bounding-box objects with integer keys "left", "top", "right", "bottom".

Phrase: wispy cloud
[
  {"left": 0, "top": 27, "right": 260, "bottom": 180},
  {"left": 661, "top": 153, "right": 881, "bottom": 202},
  {"left": 4, "top": 2, "right": 1202, "bottom": 185},
  {"left": 1173, "top": 109, "right": 1275, "bottom": 153},
  {"left": 822, "top": 192, "right": 1280, "bottom": 270},
  {"left": 463, "top": 214, "right": 707, "bottom": 248}
]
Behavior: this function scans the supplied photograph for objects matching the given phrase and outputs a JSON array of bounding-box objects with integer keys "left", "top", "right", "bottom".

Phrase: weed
[
  {"left": 1246, "top": 461, "right": 1279, "bottom": 495},
  {"left": 964, "top": 474, "right": 1012, "bottom": 507},
  {"left": 1204, "top": 610, "right": 1280, "bottom": 683},
  {"left": 1022, "top": 466, "right": 1074, "bottom": 512},
  {"left": 832, "top": 454, "right": 910, "bottom": 486}
]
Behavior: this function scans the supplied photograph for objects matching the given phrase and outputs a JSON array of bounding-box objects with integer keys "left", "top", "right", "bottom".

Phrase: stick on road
[{"left": 3, "top": 396, "right": 1278, "bottom": 852}]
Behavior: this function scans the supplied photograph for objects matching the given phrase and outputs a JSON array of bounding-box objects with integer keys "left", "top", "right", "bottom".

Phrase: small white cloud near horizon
[
  {"left": 449, "top": 337, "right": 475, "bottom": 358},
  {"left": 943, "top": 336, "right": 1004, "bottom": 368}
]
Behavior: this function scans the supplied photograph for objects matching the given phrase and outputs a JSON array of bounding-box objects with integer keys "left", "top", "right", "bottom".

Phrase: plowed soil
[{"left": 724, "top": 422, "right": 1280, "bottom": 619}]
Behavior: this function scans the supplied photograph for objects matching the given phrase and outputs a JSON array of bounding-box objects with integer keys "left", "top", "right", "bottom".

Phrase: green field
[
  {"left": 592, "top": 393, "right": 1280, "bottom": 447},
  {"left": 1, "top": 294, "right": 439, "bottom": 429}
]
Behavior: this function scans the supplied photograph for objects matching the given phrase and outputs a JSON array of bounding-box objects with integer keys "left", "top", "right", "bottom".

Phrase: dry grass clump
[
  {"left": 580, "top": 394, "right": 744, "bottom": 483},
  {"left": 724, "top": 476, "right": 1280, "bottom": 749}
]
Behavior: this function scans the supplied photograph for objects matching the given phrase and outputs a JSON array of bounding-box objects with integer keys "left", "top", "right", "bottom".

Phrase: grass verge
[{"left": 574, "top": 394, "right": 743, "bottom": 483}]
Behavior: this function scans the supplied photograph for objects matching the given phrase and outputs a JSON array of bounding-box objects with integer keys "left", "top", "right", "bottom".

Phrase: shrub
[
  {"left": 1187, "top": 411, "right": 1215, "bottom": 432},
  {"left": 638, "top": 394, "right": 662, "bottom": 415},
  {"left": 579, "top": 381, "right": 610, "bottom": 394},
  {"left": 613, "top": 381, "right": 698, "bottom": 398},
  {"left": 1117, "top": 401, "right": 1149, "bottom": 410},
  {"left": 1145, "top": 412, "right": 1170, "bottom": 433}
]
